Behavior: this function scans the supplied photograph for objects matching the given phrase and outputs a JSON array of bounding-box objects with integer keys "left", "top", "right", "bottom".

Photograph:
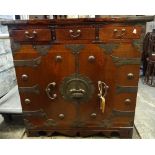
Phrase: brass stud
[
  {"left": 122, "top": 28, "right": 126, "bottom": 32},
  {"left": 24, "top": 98, "right": 31, "bottom": 104},
  {"left": 58, "top": 114, "right": 64, "bottom": 119},
  {"left": 77, "top": 29, "right": 81, "bottom": 33},
  {"left": 55, "top": 55, "right": 62, "bottom": 62},
  {"left": 22, "top": 74, "right": 28, "bottom": 80},
  {"left": 124, "top": 99, "right": 131, "bottom": 104},
  {"left": 88, "top": 55, "right": 95, "bottom": 62},
  {"left": 91, "top": 113, "right": 97, "bottom": 118},
  {"left": 113, "top": 29, "right": 118, "bottom": 32},
  {"left": 127, "top": 73, "right": 134, "bottom": 79}
]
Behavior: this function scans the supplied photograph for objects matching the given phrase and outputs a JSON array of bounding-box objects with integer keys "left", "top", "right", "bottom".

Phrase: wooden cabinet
[{"left": 2, "top": 16, "right": 153, "bottom": 138}]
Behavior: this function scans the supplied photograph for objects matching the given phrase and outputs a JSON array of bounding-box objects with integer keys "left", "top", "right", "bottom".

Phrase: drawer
[
  {"left": 10, "top": 29, "right": 51, "bottom": 42},
  {"left": 115, "top": 65, "right": 140, "bottom": 86},
  {"left": 55, "top": 26, "right": 95, "bottom": 42},
  {"left": 100, "top": 25, "right": 142, "bottom": 41}
]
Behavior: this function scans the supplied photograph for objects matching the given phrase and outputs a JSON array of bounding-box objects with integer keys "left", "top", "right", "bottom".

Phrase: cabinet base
[{"left": 26, "top": 127, "right": 133, "bottom": 139}]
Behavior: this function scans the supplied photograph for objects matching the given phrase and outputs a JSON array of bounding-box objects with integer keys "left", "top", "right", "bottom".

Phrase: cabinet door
[{"left": 14, "top": 45, "right": 78, "bottom": 129}]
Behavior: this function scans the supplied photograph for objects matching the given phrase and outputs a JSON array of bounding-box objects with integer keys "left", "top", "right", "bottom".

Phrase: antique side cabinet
[{"left": 2, "top": 16, "right": 153, "bottom": 138}]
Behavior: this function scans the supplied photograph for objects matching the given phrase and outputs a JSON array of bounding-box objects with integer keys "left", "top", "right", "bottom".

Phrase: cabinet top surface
[{"left": 2, "top": 16, "right": 154, "bottom": 25}]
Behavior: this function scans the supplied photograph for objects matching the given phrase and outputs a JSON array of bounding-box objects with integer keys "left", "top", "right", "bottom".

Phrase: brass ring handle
[
  {"left": 69, "top": 29, "right": 81, "bottom": 38},
  {"left": 45, "top": 82, "right": 57, "bottom": 100},
  {"left": 25, "top": 30, "right": 37, "bottom": 39}
]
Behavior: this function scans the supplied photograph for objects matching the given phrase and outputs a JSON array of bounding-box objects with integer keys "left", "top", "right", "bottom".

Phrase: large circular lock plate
[{"left": 60, "top": 74, "right": 94, "bottom": 102}]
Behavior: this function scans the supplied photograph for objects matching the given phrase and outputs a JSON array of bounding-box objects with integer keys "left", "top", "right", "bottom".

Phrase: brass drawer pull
[
  {"left": 25, "top": 30, "right": 37, "bottom": 39},
  {"left": 69, "top": 29, "right": 81, "bottom": 38},
  {"left": 113, "top": 28, "right": 126, "bottom": 38}
]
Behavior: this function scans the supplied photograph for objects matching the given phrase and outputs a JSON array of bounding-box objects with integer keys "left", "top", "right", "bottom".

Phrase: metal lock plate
[{"left": 60, "top": 74, "right": 94, "bottom": 102}]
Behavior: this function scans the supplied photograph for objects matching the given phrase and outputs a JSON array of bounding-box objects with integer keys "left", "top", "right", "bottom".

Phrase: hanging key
[
  {"left": 98, "top": 81, "right": 109, "bottom": 114},
  {"left": 100, "top": 96, "right": 105, "bottom": 113}
]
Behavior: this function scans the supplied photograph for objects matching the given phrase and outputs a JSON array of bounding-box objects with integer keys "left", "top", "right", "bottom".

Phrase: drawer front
[
  {"left": 11, "top": 29, "right": 51, "bottom": 42},
  {"left": 100, "top": 25, "right": 142, "bottom": 41},
  {"left": 56, "top": 26, "right": 95, "bottom": 42}
]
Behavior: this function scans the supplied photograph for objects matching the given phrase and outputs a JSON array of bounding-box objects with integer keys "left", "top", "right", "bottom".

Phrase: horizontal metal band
[
  {"left": 112, "top": 109, "right": 134, "bottom": 117},
  {"left": 19, "top": 85, "right": 40, "bottom": 94},
  {"left": 111, "top": 55, "right": 140, "bottom": 66},
  {"left": 14, "top": 56, "right": 41, "bottom": 67},
  {"left": 23, "top": 109, "right": 47, "bottom": 118},
  {"left": 116, "top": 85, "right": 138, "bottom": 94}
]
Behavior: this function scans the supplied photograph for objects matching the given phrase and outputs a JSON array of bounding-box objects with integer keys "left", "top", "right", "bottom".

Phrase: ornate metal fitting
[
  {"left": 111, "top": 55, "right": 140, "bottom": 66},
  {"left": 60, "top": 74, "right": 94, "bottom": 103},
  {"left": 45, "top": 82, "right": 57, "bottom": 100},
  {"left": 69, "top": 29, "right": 81, "bottom": 38},
  {"left": 65, "top": 44, "right": 85, "bottom": 54},
  {"left": 35, "top": 45, "right": 52, "bottom": 55},
  {"left": 98, "top": 43, "right": 119, "bottom": 55}
]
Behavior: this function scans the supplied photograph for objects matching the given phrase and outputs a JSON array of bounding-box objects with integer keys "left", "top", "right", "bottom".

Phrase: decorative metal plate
[
  {"left": 35, "top": 45, "right": 51, "bottom": 55},
  {"left": 100, "top": 109, "right": 134, "bottom": 128},
  {"left": 65, "top": 44, "right": 85, "bottom": 54},
  {"left": 19, "top": 84, "right": 40, "bottom": 94},
  {"left": 99, "top": 43, "right": 119, "bottom": 55},
  {"left": 14, "top": 56, "right": 41, "bottom": 67},
  {"left": 111, "top": 55, "right": 140, "bottom": 66},
  {"left": 116, "top": 85, "right": 138, "bottom": 94},
  {"left": 60, "top": 74, "right": 94, "bottom": 103},
  {"left": 23, "top": 109, "right": 47, "bottom": 118},
  {"left": 11, "top": 39, "right": 21, "bottom": 54}
]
